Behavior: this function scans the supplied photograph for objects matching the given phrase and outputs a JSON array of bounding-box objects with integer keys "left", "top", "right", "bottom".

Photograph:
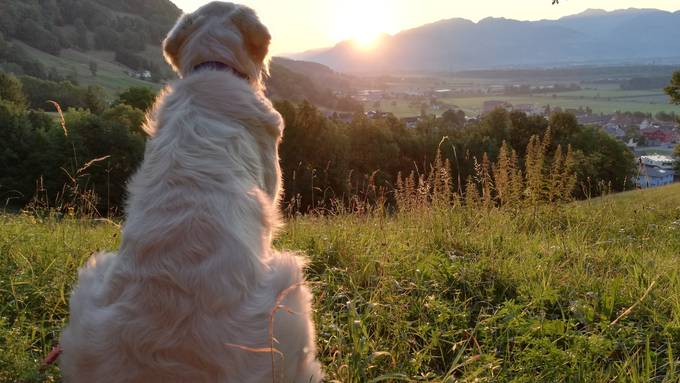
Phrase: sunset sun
[
  {"left": 332, "top": 0, "right": 394, "bottom": 50},
  {"left": 352, "top": 29, "right": 383, "bottom": 49}
]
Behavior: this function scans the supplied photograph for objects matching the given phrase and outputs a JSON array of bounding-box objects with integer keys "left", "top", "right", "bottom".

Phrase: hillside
[
  {"left": 0, "top": 0, "right": 180, "bottom": 83},
  {"left": 2, "top": 183, "right": 679, "bottom": 381},
  {"left": 0, "top": 0, "right": 350, "bottom": 105},
  {"left": 292, "top": 8, "right": 680, "bottom": 73}
]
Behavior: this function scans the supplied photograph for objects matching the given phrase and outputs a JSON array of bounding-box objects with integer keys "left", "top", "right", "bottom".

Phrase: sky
[{"left": 171, "top": 0, "right": 680, "bottom": 55}]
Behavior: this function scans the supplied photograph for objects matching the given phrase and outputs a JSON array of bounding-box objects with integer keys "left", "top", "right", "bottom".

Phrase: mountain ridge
[{"left": 290, "top": 8, "right": 680, "bottom": 73}]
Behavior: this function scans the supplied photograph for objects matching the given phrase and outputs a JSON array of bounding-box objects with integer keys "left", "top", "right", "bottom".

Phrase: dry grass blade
[
  {"left": 610, "top": 280, "right": 657, "bottom": 327},
  {"left": 47, "top": 100, "right": 67, "bottom": 137},
  {"left": 77, "top": 155, "right": 111, "bottom": 176}
]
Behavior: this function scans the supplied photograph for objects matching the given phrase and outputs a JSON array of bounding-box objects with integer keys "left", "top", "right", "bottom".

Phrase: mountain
[{"left": 291, "top": 8, "right": 680, "bottom": 73}]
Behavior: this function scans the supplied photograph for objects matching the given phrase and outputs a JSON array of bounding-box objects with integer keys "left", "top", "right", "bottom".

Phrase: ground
[{"left": 1, "top": 183, "right": 679, "bottom": 382}]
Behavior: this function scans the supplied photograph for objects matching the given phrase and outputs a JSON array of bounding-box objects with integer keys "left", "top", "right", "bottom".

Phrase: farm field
[
  {"left": 2, "top": 183, "right": 680, "bottom": 382},
  {"left": 364, "top": 76, "right": 679, "bottom": 117},
  {"left": 367, "top": 92, "right": 679, "bottom": 118},
  {"left": 441, "top": 93, "right": 679, "bottom": 115}
]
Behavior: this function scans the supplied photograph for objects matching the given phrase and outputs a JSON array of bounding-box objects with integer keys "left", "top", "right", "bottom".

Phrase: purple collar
[{"left": 192, "top": 61, "right": 250, "bottom": 81}]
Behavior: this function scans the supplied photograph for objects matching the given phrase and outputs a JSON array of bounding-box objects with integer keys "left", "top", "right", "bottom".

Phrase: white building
[{"left": 640, "top": 155, "right": 675, "bottom": 170}]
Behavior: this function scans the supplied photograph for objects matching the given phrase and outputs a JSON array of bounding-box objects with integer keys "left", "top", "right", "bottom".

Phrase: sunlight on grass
[{"left": 2, "top": 184, "right": 679, "bottom": 382}]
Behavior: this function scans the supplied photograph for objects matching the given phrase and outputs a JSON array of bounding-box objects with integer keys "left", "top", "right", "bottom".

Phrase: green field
[
  {"left": 2, "top": 183, "right": 680, "bottom": 382},
  {"left": 369, "top": 90, "right": 680, "bottom": 118},
  {"left": 442, "top": 94, "right": 679, "bottom": 116},
  {"left": 366, "top": 78, "right": 680, "bottom": 118}
]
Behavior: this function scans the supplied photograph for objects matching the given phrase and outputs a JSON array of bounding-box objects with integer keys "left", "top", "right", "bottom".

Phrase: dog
[{"left": 59, "top": 3, "right": 323, "bottom": 382}]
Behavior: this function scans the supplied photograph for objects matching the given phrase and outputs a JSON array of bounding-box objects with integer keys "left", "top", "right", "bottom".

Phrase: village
[{"left": 353, "top": 87, "right": 679, "bottom": 189}]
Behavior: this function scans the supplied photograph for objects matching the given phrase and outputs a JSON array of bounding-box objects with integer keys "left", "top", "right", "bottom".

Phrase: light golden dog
[{"left": 59, "top": 2, "right": 323, "bottom": 382}]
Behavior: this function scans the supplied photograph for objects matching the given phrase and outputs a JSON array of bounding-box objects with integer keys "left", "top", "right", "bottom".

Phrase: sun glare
[
  {"left": 332, "top": 0, "right": 394, "bottom": 51},
  {"left": 352, "top": 30, "right": 382, "bottom": 50}
]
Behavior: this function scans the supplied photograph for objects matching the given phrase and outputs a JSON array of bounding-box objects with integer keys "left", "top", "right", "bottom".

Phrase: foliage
[
  {"left": 18, "top": 76, "right": 107, "bottom": 112},
  {"left": 0, "top": 70, "right": 638, "bottom": 214},
  {"left": 0, "top": 72, "right": 146, "bottom": 213},
  {"left": 0, "top": 0, "right": 180, "bottom": 56},
  {"left": 665, "top": 71, "right": 680, "bottom": 106},
  {"left": 116, "top": 86, "right": 157, "bottom": 112},
  {"left": 0, "top": 72, "right": 27, "bottom": 108}
]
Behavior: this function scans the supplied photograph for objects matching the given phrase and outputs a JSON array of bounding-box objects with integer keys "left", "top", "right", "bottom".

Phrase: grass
[
  {"left": 12, "top": 40, "right": 162, "bottom": 96},
  {"left": 1, "top": 184, "right": 680, "bottom": 382}
]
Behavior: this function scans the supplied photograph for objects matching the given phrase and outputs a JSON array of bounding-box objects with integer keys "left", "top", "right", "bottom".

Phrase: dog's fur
[{"left": 59, "top": 3, "right": 323, "bottom": 382}]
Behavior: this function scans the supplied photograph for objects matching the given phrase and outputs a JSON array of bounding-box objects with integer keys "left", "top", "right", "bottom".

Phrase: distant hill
[
  {"left": 291, "top": 8, "right": 680, "bottom": 73},
  {"left": 0, "top": 0, "right": 351, "bottom": 108},
  {"left": 0, "top": 0, "right": 181, "bottom": 93}
]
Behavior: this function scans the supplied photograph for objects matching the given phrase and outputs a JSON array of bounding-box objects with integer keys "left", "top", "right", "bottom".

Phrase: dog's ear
[
  {"left": 231, "top": 7, "right": 271, "bottom": 64},
  {"left": 163, "top": 13, "right": 200, "bottom": 72}
]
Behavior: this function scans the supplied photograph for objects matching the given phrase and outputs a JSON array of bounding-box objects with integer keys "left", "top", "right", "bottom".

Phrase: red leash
[{"left": 42, "top": 345, "right": 62, "bottom": 366}]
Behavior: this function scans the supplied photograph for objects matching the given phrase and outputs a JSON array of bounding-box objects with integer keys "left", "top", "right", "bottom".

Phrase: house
[
  {"left": 365, "top": 110, "right": 391, "bottom": 119},
  {"left": 602, "top": 122, "right": 625, "bottom": 139},
  {"left": 637, "top": 166, "right": 675, "bottom": 188},
  {"left": 640, "top": 155, "right": 676, "bottom": 170},
  {"left": 641, "top": 128, "right": 675, "bottom": 146},
  {"left": 324, "top": 111, "right": 354, "bottom": 124},
  {"left": 128, "top": 69, "right": 152, "bottom": 81},
  {"left": 637, "top": 155, "right": 677, "bottom": 188},
  {"left": 401, "top": 116, "right": 420, "bottom": 129}
]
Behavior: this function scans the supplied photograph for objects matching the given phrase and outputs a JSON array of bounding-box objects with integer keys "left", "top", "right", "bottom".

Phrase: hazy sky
[{"left": 171, "top": 0, "right": 680, "bottom": 55}]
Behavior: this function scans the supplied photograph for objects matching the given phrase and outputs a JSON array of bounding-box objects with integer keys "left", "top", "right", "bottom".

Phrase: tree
[
  {"left": 674, "top": 144, "right": 680, "bottom": 174},
  {"left": 84, "top": 86, "right": 107, "bottom": 114},
  {"left": 74, "top": 18, "right": 89, "bottom": 50},
  {"left": 89, "top": 61, "right": 98, "bottom": 77},
  {"left": 116, "top": 87, "right": 157, "bottom": 112},
  {"left": 0, "top": 72, "right": 27, "bottom": 108},
  {"left": 665, "top": 71, "right": 680, "bottom": 105}
]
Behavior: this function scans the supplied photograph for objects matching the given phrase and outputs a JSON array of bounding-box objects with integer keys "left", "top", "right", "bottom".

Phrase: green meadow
[{"left": 2, "top": 183, "right": 680, "bottom": 382}]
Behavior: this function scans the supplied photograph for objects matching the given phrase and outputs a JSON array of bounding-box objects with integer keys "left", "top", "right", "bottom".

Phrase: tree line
[{"left": 3, "top": 68, "right": 678, "bottom": 216}]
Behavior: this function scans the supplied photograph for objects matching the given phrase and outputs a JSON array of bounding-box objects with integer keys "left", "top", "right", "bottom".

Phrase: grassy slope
[
  {"left": 1, "top": 184, "right": 679, "bottom": 382},
  {"left": 11, "top": 40, "right": 162, "bottom": 97}
]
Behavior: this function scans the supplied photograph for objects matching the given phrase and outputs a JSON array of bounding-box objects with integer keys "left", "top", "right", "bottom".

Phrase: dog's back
[{"left": 60, "top": 3, "right": 322, "bottom": 382}]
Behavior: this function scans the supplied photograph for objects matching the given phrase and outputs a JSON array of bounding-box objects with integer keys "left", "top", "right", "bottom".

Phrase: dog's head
[{"left": 163, "top": 2, "right": 270, "bottom": 87}]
